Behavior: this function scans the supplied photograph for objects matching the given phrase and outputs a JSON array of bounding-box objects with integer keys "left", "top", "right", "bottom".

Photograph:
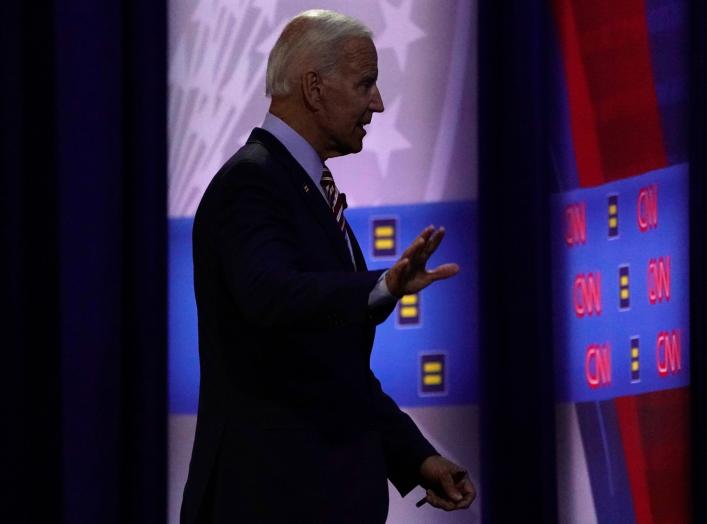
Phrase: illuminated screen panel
[
  {"left": 167, "top": 1, "right": 478, "bottom": 523},
  {"left": 553, "top": 165, "right": 689, "bottom": 402},
  {"left": 549, "top": 0, "right": 690, "bottom": 522}
]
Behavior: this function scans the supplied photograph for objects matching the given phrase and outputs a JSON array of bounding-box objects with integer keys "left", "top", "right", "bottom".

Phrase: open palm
[{"left": 385, "top": 225, "right": 460, "bottom": 298}]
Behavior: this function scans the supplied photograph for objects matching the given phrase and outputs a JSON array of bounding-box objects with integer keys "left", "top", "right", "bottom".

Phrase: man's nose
[{"left": 370, "top": 85, "right": 384, "bottom": 113}]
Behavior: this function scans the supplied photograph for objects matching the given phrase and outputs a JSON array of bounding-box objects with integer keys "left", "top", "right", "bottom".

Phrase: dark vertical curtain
[
  {"left": 1, "top": 0, "right": 166, "bottom": 522},
  {"left": 478, "top": 1, "right": 558, "bottom": 522},
  {"left": 690, "top": 0, "right": 707, "bottom": 521},
  {"left": 0, "top": 1, "right": 61, "bottom": 521}
]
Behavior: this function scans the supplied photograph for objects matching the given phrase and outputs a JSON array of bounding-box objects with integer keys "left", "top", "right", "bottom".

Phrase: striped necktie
[{"left": 320, "top": 167, "right": 347, "bottom": 233}]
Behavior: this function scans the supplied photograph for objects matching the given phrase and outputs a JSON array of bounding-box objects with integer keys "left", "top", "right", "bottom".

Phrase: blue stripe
[{"left": 168, "top": 201, "right": 479, "bottom": 414}]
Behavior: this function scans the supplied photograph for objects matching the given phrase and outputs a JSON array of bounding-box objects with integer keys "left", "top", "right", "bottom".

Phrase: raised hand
[{"left": 385, "top": 225, "right": 460, "bottom": 298}]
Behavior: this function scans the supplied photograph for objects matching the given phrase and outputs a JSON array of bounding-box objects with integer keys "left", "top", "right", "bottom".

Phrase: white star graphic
[
  {"left": 364, "top": 96, "right": 411, "bottom": 176},
  {"left": 375, "top": 0, "right": 426, "bottom": 71}
]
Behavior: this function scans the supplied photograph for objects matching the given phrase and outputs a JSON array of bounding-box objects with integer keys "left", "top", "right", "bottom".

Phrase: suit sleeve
[
  {"left": 214, "top": 161, "right": 383, "bottom": 329},
  {"left": 368, "top": 370, "right": 439, "bottom": 496}
]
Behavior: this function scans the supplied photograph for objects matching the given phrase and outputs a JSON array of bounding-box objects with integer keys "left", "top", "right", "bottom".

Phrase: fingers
[
  {"left": 423, "top": 480, "right": 476, "bottom": 512},
  {"left": 396, "top": 262, "right": 460, "bottom": 296},
  {"left": 422, "top": 226, "right": 445, "bottom": 259},
  {"left": 400, "top": 235, "right": 426, "bottom": 264},
  {"left": 392, "top": 226, "right": 459, "bottom": 296},
  {"left": 394, "top": 227, "right": 436, "bottom": 291},
  {"left": 406, "top": 225, "right": 448, "bottom": 268},
  {"left": 456, "top": 478, "right": 477, "bottom": 508},
  {"left": 410, "top": 226, "right": 441, "bottom": 266},
  {"left": 459, "top": 477, "right": 476, "bottom": 496},
  {"left": 424, "top": 489, "right": 458, "bottom": 512},
  {"left": 412, "top": 225, "right": 436, "bottom": 259},
  {"left": 439, "top": 471, "right": 463, "bottom": 503},
  {"left": 423, "top": 489, "right": 472, "bottom": 511},
  {"left": 426, "top": 263, "right": 460, "bottom": 280},
  {"left": 389, "top": 257, "right": 410, "bottom": 276},
  {"left": 419, "top": 224, "right": 436, "bottom": 241}
]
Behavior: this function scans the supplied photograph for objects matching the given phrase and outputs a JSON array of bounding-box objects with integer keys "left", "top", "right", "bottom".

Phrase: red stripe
[
  {"left": 636, "top": 388, "right": 692, "bottom": 524},
  {"left": 614, "top": 396, "right": 654, "bottom": 524},
  {"left": 552, "top": 0, "right": 667, "bottom": 187},
  {"left": 551, "top": 0, "right": 604, "bottom": 187}
]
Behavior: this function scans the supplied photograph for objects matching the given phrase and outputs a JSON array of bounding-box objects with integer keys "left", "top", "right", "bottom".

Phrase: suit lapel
[
  {"left": 346, "top": 223, "right": 368, "bottom": 272},
  {"left": 247, "top": 128, "right": 354, "bottom": 270}
]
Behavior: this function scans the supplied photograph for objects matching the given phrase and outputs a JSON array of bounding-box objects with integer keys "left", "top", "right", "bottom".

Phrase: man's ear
[{"left": 301, "top": 70, "right": 322, "bottom": 111}]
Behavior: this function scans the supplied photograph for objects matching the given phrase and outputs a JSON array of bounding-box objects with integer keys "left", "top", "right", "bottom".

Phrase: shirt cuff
[{"left": 368, "top": 270, "right": 397, "bottom": 308}]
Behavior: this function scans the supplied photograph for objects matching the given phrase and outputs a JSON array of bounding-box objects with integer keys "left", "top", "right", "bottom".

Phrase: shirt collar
[{"left": 261, "top": 112, "right": 326, "bottom": 188}]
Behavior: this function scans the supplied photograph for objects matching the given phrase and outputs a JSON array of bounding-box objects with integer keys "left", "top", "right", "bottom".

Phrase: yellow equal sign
[
  {"left": 374, "top": 237, "right": 394, "bottom": 250},
  {"left": 420, "top": 354, "right": 445, "bottom": 394},
  {"left": 608, "top": 195, "right": 619, "bottom": 238},
  {"left": 372, "top": 218, "right": 397, "bottom": 257},
  {"left": 619, "top": 265, "right": 630, "bottom": 309},
  {"left": 423, "top": 361, "right": 442, "bottom": 373},
  {"left": 423, "top": 374, "right": 442, "bottom": 386},
  {"left": 398, "top": 293, "right": 420, "bottom": 326},
  {"left": 630, "top": 336, "right": 640, "bottom": 382}
]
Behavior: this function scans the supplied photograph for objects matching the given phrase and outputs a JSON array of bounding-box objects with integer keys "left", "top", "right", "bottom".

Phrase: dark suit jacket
[{"left": 180, "top": 128, "right": 437, "bottom": 523}]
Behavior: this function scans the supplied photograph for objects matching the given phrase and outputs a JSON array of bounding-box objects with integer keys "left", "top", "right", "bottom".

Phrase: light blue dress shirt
[{"left": 261, "top": 112, "right": 395, "bottom": 307}]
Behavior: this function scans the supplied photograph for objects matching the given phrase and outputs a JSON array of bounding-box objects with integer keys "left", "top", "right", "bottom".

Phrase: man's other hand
[
  {"left": 419, "top": 455, "right": 476, "bottom": 511},
  {"left": 385, "top": 225, "right": 459, "bottom": 298}
]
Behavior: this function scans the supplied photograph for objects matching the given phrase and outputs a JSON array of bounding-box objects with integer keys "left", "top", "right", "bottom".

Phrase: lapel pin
[{"left": 303, "top": 184, "right": 310, "bottom": 193}]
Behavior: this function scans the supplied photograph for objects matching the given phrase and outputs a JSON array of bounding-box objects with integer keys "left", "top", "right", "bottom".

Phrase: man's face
[{"left": 316, "top": 37, "right": 384, "bottom": 158}]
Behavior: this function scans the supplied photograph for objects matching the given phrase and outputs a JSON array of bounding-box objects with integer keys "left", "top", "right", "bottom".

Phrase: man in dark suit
[{"left": 181, "top": 9, "right": 475, "bottom": 523}]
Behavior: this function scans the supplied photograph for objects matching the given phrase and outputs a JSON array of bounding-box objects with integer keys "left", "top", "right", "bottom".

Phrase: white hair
[{"left": 265, "top": 9, "right": 373, "bottom": 97}]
